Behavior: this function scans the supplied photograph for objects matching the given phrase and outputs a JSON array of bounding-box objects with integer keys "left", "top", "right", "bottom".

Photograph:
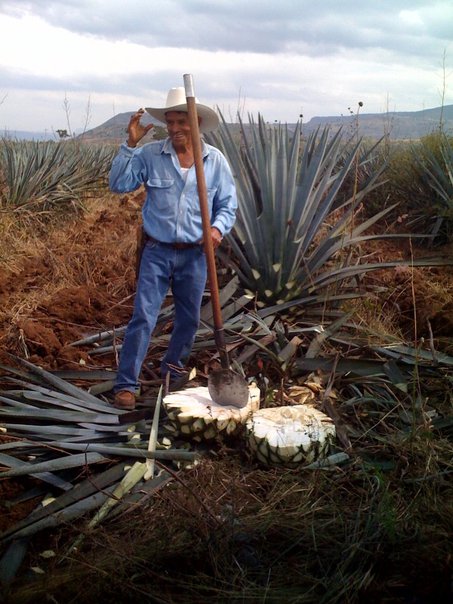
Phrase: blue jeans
[{"left": 114, "top": 240, "right": 207, "bottom": 393}]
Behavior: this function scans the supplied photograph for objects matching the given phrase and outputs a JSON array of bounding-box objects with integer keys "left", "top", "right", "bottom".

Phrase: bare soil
[{"left": 0, "top": 192, "right": 144, "bottom": 370}]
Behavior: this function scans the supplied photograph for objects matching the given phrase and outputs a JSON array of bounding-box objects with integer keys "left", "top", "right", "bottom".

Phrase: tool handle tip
[{"left": 183, "top": 74, "right": 195, "bottom": 98}]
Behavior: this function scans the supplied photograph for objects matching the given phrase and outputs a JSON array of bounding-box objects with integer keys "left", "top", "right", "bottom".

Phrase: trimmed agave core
[
  {"left": 163, "top": 386, "right": 260, "bottom": 442},
  {"left": 246, "top": 405, "right": 336, "bottom": 467}
]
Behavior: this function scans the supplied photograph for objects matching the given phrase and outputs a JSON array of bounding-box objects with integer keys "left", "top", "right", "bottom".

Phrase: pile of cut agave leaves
[
  {"left": 2, "top": 275, "right": 452, "bottom": 586},
  {"left": 0, "top": 366, "right": 336, "bottom": 586}
]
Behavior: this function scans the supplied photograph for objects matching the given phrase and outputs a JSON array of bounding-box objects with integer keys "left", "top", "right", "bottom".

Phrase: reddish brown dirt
[
  {"left": 355, "top": 237, "right": 453, "bottom": 344},
  {"left": 0, "top": 478, "right": 42, "bottom": 533},
  {"left": 0, "top": 191, "right": 145, "bottom": 371}
]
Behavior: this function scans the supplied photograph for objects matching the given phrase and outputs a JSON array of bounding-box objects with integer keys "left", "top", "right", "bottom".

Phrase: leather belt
[{"left": 145, "top": 234, "right": 201, "bottom": 250}]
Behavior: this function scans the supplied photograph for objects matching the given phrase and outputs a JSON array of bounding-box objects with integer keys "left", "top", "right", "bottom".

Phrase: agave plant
[
  {"left": 0, "top": 139, "right": 115, "bottom": 213},
  {"left": 416, "top": 133, "right": 453, "bottom": 243},
  {"left": 207, "top": 115, "right": 392, "bottom": 307}
]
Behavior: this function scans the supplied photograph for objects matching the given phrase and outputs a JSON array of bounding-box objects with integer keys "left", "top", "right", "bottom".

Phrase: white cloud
[
  {"left": 0, "top": 1, "right": 452, "bottom": 132},
  {"left": 399, "top": 9, "right": 425, "bottom": 27}
]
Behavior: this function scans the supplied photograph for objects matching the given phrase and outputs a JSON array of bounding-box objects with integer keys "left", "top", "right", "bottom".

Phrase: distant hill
[
  {"left": 5, "top": 105, "right": 453, "bottom": 143},
  {"left": 302, "top": 104, "right": 453, "bottom": 140},
  {"left": 78, "top": 104, "right": 453, "bottom": 143},
  {"left": 1, "top": 129, "right": 56, "bottom": 141},
  {"left": 78, "top": 112, "right": 165, "bottom": 144}
]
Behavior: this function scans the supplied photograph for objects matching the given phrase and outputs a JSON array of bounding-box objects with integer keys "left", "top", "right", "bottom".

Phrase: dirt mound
[{"left": 0, "top": 191, "right": 145, "bottom": 369}]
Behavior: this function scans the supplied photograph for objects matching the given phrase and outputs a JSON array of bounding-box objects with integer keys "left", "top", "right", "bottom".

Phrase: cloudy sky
[{"left": 0, "top": 0, "right": 452, "bottom": 134}]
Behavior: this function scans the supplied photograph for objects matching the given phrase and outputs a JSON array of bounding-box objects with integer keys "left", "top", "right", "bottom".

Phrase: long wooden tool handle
[{"left": 183, "top": 74, "right": 229, "bottom": 369}]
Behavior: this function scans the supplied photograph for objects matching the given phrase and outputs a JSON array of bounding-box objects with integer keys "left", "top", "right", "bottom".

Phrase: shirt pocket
[
  {"left": 147, "top": 178, "right": 174, "bottom": 188},
  {"left": 146, "top": 178, "right": 175, "bottom": 212}
]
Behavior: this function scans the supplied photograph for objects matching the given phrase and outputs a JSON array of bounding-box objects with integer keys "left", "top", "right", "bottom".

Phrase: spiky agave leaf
[
  {"left": 0, "top": 453, "right": 107, "bottom": 478},
  {"left": 415, "top": 133, "right": 453, "bottom": 240},
  {"left": 207, "top": 115, "right": 390, "bottom": 304},
  {"left": 0, "top": 359, "right": 196, "bottom": 551},
  {"left": 0, "top": 138, "right": 115, "bottom": 212},
  {"left": 210, "top": 117, "right": 452, "bottom": 319}
]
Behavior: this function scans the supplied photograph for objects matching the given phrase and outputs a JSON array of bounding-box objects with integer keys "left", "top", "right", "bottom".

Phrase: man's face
[{"left": 165, "top": 111, "right": 191, "bottom": 147}]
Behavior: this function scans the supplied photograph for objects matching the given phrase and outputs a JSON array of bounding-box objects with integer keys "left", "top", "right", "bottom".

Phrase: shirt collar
[{"left": 162, "top": 137, "right": 209, "bottom": 158}]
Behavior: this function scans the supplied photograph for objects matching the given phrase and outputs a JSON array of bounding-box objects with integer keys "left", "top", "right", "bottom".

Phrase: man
[{"left": 109, "top": 87, "right": 237, "bottom": 410}]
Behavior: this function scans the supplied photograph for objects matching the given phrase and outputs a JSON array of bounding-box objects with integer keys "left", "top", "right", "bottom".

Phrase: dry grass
[
  {"left": 0, "top": 211, "right": 45, "bottom": 274},
  {"left": 0, "top": 194, "right": 140, "bottom": 357},
  {"left": 6, "top": 436, "right": 452, "bottom": 604},
  {"left": 345, "top": 293, "right": 406, "bottom": 346}
]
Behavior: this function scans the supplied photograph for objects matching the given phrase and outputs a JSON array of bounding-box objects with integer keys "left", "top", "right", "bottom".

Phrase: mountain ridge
[
  {"left": 5, "top": 104, "right": 453, "bottom": 142},
  {"left": 79, "top": 103, "right": 452, "bottom": 142},
  {"left": 304, "top": 104, "right": 453, "bottom": 139}
]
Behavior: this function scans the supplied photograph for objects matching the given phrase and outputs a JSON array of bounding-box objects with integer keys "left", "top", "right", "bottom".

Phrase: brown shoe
[{"left": 113, "top": 390, "right": 136, "bottom": 410}]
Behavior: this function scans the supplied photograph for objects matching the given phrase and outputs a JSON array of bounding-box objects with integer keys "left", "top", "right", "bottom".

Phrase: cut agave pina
[
  {"left": 163, "top": 385, "right": 260, "bottom": 442},
  {"left": 246, "top": 405, "right": 335, "bottom": 467}
]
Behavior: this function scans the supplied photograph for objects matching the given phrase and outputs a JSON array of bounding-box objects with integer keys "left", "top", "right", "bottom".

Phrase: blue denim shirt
[{"left": 109, "top": 138, "right": 237, "bottom": 243}]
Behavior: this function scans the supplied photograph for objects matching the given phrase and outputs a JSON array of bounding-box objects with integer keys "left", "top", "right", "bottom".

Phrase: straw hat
[{"left": 145, "top": 87, "right": 219, "bottom": 133}]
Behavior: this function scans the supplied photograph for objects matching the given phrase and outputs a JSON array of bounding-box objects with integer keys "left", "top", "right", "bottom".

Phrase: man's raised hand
[{"left": 127, "top": 109, "right": 154, "bottom": 147}]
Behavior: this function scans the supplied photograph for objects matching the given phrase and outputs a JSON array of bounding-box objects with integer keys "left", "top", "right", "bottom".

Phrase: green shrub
[{"left": 382, "top": 133, "right": 453, "bottom": 245}]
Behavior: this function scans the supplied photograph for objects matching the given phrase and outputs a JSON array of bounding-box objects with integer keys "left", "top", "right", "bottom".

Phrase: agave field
[{"left": 0, "top": 126, "right": 452, "bottom": 603}]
